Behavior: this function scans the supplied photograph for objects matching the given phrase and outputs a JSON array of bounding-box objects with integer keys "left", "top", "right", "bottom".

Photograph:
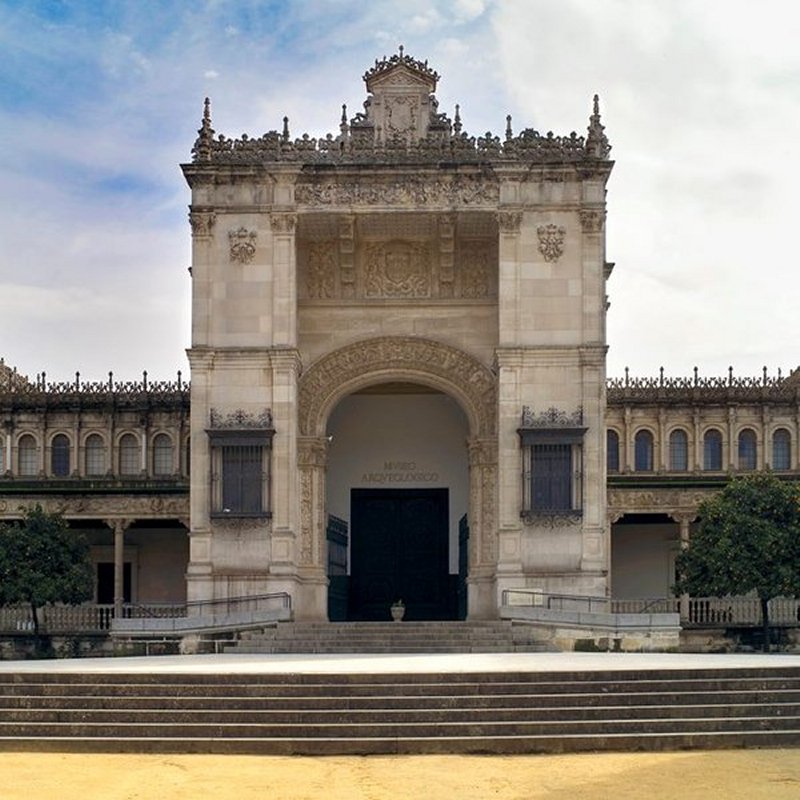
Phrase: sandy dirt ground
[{"left": 2, "top": 749, "right": 800, "bottom": 800}]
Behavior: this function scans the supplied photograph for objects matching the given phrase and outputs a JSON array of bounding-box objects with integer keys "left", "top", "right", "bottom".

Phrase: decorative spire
[
  {"left": 505, "top": 114, "right": 513, "bottom": 141},
  {"left": 453, "top": 104, "right": 462, "bottom": 135},
  {"left": 282, "top": 116, "right": 290, "bottom": 142},
  {"left": 585, "top": 93, "right": 611, "bottom": 159},
  {"left": 195, "top": 96, "right": 215, "bottom": 163}
]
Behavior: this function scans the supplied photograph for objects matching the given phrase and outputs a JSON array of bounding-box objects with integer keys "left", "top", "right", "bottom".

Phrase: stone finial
[
  {"left": 505, "top": 115, "right": 513, "bottom": 141},
  {"left": 193, "top": 97, "right": 215, "bottom": 163},
  {"left": 282, "top": 116, "right": 290, "bottom": 142},
  {"left": 586, "top": 93, "right": 611, "bottom": 159}
]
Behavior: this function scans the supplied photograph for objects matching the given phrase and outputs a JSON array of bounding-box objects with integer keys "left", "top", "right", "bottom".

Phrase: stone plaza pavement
[{"left": 2, "top": 650, "right": 800, "bottom": 674}]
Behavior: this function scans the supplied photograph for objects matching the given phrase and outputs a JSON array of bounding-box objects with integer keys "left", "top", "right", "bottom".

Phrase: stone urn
[{"left": 390, "top": 601, "right": 405, "bottom": 622}]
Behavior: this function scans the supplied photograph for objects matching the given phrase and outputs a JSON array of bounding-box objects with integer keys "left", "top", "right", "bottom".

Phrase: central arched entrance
[
  {"left": 325, "top": 383, "right": 469, "bottom": 621},
  {"left": 296, "top": 336, "right": 498, "bottom": 621}
]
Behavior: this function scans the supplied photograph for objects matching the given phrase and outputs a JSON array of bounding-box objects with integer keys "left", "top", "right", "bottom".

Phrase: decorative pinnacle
[
  {"left": 195, "top": 96, "right": 214, "bottom": 162},
  {"left": 341, "top": 104, "right": 347, "bottom": 125},
  {"left": 453, "top": 104, "right": 462, "bottom": 135},
  {"left": 586, "top": 93, "right": 611, "bottom": 159},
  {"left": 398, "top": 44, "right": 404, "bottom": 58},
  {"left": 282, "top": 116, "right": 290, "bottom": 142},
  {"left": 506, "top": 114, "right": 513, "bottom": 140}
]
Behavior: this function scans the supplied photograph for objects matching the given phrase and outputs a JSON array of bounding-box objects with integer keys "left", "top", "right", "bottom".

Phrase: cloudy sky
[{"left": 1, "top": 0, "right": 798, "bottom": 382}]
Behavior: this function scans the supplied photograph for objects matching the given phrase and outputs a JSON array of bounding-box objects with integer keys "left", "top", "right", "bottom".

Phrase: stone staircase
[
  {"left": 229, "top": 621, "right": 550, "bottom": 654},
  {"left": 1, "top": 667, "right": 799, "bottom": 754}
]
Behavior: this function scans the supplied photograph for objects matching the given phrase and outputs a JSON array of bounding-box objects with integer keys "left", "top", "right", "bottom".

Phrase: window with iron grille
[
  {"left": 738, "top": 428, "right": 757, "bottom": 470},
  {"left": 606, "top": 430, "right": 619, "bottom": 473},
  {"left": 773, "top": 428, "right": 791, "bottom": 471},
  {"left": 51, "top": 434, "right": 70, "bottom": 477},
  {"left": 208, "top": 428, "right": 273, "bottom": 517},
  {"left": 703, "top": 429, "right": 723, "bottom": 471},
  {"left": 152, "top": 433, "right": 173, "bottom": 476},
  {"left": 119, "top": 433, "right": 140, "bottom": 476},
  {"left": 18, "top": 434, "right": 38, "bottom": 476},
  {"left": 518, "top": 411, "right": 585, "bottom": 522},
  {"left": 669, "top": 429, "right": 688, "bottom": 471},
  {"left": 85, "top": 434, "right": 106, "bottom": 476}
]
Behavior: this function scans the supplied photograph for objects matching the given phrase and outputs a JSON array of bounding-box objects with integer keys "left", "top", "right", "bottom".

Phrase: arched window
[
  {"left": 738, "top": 428, "right": 757, "bottom": 470},
  {"left": 703, "top": 429, "right": 723, "bottom": 471},
  {"left": 51, "top": 434, "right": 70, "bottom": 477},
  {"left": 772, "top": 428, "right": 791, "bottom": 471},
  {"left": 85, "top": 434, "right": 106, "bottom": 476},
  {"left": 18, "top": 434, "right": 38, "bottom": 476},
  {"left": 606, "top": 430, "right": 619, "bottom": 473},
  {"left": 118, "top": 433, "right": 140, "bottom": 476},
  {"left": 669, "top": 429, "right": 688, "bottom": 471},
  {"left": 153, "top": 433, "right": 173, "bottom": 476},
  {"left": 634, "top": 430, "right": 654, "bottom": 472}
]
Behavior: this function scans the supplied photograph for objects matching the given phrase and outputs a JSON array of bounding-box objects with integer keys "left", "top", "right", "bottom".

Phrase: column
[
  {"left": 107, "top": 518, "right": 132, "bottom": 617},
  {"left": 672, "top": 513, "right": 693, "bottom": 622}
]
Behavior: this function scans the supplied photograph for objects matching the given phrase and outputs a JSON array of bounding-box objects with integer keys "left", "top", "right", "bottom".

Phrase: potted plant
[{"left": 390, "top": 599, "right": 405, "bottom": 622}]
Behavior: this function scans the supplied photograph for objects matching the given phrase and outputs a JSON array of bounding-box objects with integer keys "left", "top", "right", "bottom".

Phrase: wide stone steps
[
  {"left": 1, "top": 668, "right": 800, "bottom": 754},
  {"left": 229, "top": 621, "right": 549, "bottom": 654}
]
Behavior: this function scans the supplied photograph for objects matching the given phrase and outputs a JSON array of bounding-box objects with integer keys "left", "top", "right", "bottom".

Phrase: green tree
[
  {"left": 0, "top": 505, "right": 94, "bottom": 641},
  {"left": 674, "top": 473, "right": 800, "bottom": 651}
]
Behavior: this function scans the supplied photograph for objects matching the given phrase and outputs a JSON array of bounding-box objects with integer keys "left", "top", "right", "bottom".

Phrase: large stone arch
[
  {"left": 297, "top": 336, "right": 496, "bottom": 438},
  {"left": 294, "top": 336, "right": 499, "bottom": 619}
]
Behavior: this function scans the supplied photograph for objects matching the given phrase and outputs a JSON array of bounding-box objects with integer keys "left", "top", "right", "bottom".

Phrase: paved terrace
[{"left": 2, "top": 652, "right": 800, "bottom": 674}]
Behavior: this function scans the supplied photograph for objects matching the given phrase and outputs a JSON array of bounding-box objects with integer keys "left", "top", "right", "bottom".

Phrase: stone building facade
[{"left": 0, "top": 52, "right": 798, "bottom": 625}]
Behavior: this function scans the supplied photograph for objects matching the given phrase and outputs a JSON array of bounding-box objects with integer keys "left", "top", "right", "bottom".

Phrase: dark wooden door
[{"left": 349, "top": 488, "right": 450, "bottom": 621}]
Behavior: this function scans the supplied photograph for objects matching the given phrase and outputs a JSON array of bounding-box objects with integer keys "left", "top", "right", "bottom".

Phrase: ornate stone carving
[
  {"left": 521, "top": 510, "right": 583, "bottom": 527},
  {"left": 228, "top": 227, "right": 257, "bottom": 264},
  {"left": 480, "top": 464, "right": 497, "bottom": 563},
  {"left": 364, "top": 241, "right": 430, "bottom": 298},
  {"left": 521, "top": 406, "right": 583, "bottom": 428},
  {"left": 537, "top": 224, "right": 566, "bottom": 262},
  {"left": 579, "top": 209, "right": 605, "bottom": 233},
  {"left": 305, "top": 241, "right": 337, "bottom": 299},
  {"left": 269, "top": 213, "right": 297, "bottom": 234},
  {"left": 188, "top": 211, "right": 215, "bottom": 237},
  {"left": 496, "top": 211, "right": 522, "bottom": 234},
  {"left": 209, "top": 409, "right": 274, "bottom": 429},
  {"left": 298, "top": 337, "right": 497, "bottom": 438},
  {"left": 296, "top": 176, "right": 499, "bottom": 207},
  {"left": 460, "top": 245, "right": 491, "bottom": 298},
  {"left": 385, "top": 95, "right": 419, "bottom": 139},
  {"left": 299, "top": 467, "right": 313, "bottom": 565},
  {"left": 212, "top": 516, "right": 270, "bottom": 532}
]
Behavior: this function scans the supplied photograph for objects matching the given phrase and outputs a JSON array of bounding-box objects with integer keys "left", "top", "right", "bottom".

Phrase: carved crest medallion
[
  {"left": 364, "top": 240, "right": 429, "bottom": 298},
  {"left": 228, "top": 227, "right": 257, "bottom": 264},
  {"left": 537, "top": 224, "right": 566, "bottom": 263}
]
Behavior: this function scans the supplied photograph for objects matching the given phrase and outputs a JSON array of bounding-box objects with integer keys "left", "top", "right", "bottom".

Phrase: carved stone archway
[
  {"left": 297, "top": 336, "right": 496, "bottom": 439},
  {"left": 295, "top": 337, "right": 498, "bottom": 609}
]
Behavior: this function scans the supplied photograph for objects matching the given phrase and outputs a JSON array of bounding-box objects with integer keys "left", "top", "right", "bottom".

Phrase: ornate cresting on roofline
[
  {"left": 607, "top": 366, "right": 800, "bottom": 404},
  {"left": 0, "top": 368, "right": 189, "bottom": 410},
  {"left": 189, "top": 49, "right": 611, "bottom": 167}
]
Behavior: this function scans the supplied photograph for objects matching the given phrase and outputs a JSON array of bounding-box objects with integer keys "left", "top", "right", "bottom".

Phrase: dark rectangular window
[
  {"left": 221, "top": 444, "right": 263, "bottom": 514},
  {"left": 532, "top": 444, "right": 573, "bottom": 511}
]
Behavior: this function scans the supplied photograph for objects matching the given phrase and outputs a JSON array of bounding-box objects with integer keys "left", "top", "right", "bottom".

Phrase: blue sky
[{"left": 2, "top": 0, "right": 799, "bottom": 381}]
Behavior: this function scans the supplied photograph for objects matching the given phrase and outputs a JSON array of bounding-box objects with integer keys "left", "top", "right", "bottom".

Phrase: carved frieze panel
[
  {"left": 305, "top": 240, "right": 338, "bottom": 299},
  {"left": 228, "top": 227, "right": 257, "bottom": 264},
  {"left": 364, "top": 240, "right": 430, "bottom": 298},
  {"left": 537, "top": 224, "right": 566, "bottom": 262},
  {"left": 458, "top": 240, "right": 495, "bottom": 298},
  {"left": 295, "top": 176, "right": 499, "bottom": 207}
]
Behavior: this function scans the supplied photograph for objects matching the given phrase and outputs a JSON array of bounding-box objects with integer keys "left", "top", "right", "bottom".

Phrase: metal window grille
[
  {"left": 634, "top": 430, "right": 654, "bottom": 472},
  {"left": 738, "top": 429, "right": 757, "bottom": 470},
  {"left": 669, "top": 429, "right": 688, "bottom": 471},
  {"left": 18, "top": 435, "right": 38, "bottom": 476},
  {"left": 773, "top": 428, "right": 791, "bottom": 470},
  {"left": 119, "top": 433, "right": 140, "bottom": 476},
  {"left": 85, "top": 434, "right": 106, "bottom": 476},
  {"left": 210, "top": 444, "right": 269, "bottom": 515},
  {"left": 523, "top": 443, "right": 581, "bottom": 513},
  {"left": 703, "top": 429, "right": 723, "bottom": 471},
  {"left": 153, "top": 433, "right": 173, "bottom": 476},
  {"left": 606, "top": 430, "right": 619, "bottom": 473},
  {"left": 51, "top": 434, "right": 70, "bottom": 477}
]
